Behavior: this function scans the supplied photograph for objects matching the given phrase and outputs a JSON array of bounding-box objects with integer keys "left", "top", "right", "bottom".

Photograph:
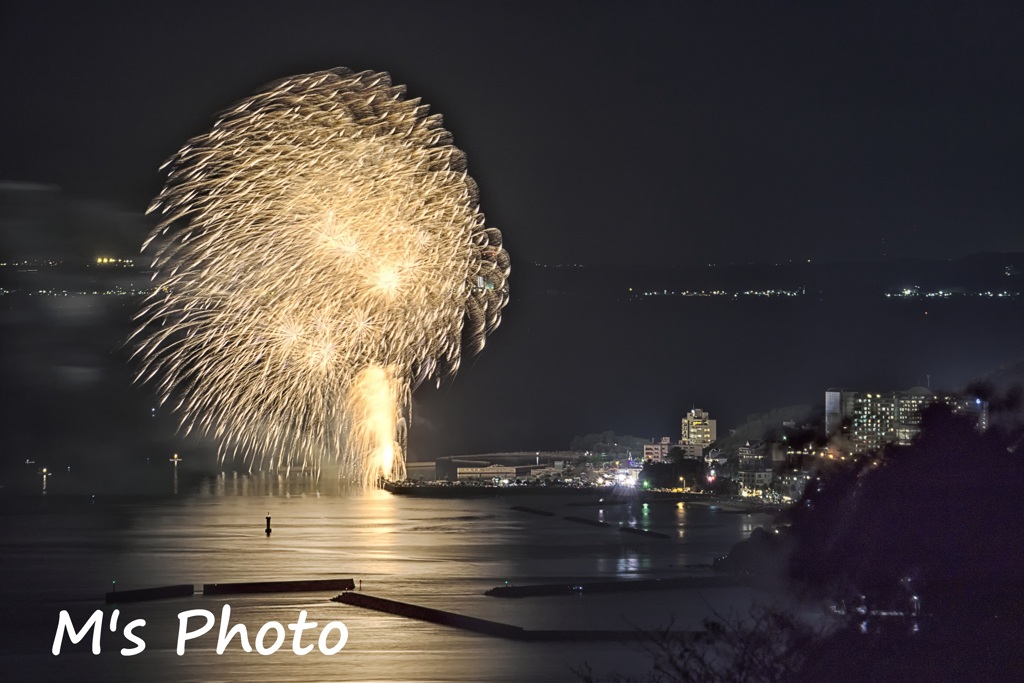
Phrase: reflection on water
[
  {"left": 1, "top": 481, "right": 784, "bottom": 682},
  {"left": 201, "top": 472, "right": 371, "bottom": 498},
  {"left": 612, "top": 554, "right": 652, "bottom": 575}
]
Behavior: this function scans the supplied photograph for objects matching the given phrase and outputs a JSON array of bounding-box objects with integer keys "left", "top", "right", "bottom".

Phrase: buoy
[{"left": 265, "top": 513, "right": 272, "bottom": 536}]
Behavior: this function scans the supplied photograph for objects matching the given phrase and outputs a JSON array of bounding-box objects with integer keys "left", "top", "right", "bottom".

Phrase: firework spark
[{"left": 132, "top": 68, "right": 509, "bottom": 486}]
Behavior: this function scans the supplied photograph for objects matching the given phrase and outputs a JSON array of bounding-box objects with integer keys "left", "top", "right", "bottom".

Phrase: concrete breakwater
[
  {"left": 332, "top": 592, "right": 682, "bottom": 641},
  {"left": 509, "top": 505, "right": 556, "bottom": 516},
  {"left": 619, "top": 526, "right": 671, "bottom": 539},
  {"left": 485, "top": 575, "right": 748, "bottom": 598},
  {"left": 105, "top": 578, "right": 356, "bottom": 603},
  {"left": 104, "top": 584, "right": 195, "bottom": 604},
  {"left": 203, "top": 578, "right": 355, "bottom": 595},
  {"left": 512, "top": 506, "right": 671, "bottom": 539},
  {"left": 333, "top": 592, "right": 524, "bottom": 638},
  {"left": 564, "top": 515, "right": 612, "bottom": 528}
]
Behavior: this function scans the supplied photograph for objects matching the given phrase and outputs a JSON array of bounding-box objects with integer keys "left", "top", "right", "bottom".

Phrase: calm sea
[{"left": 0, "top": 481, "right": 784, "bottom": 682}]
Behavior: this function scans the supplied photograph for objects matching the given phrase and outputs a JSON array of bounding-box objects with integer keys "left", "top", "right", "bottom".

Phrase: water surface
[{"left": 1, "top": 481, "right": 783, "bottom": 682}]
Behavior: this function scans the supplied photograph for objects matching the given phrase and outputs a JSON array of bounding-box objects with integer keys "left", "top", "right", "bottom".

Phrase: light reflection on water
[{"left": 1, "top": 479, "right": 781, "bottom": 682}]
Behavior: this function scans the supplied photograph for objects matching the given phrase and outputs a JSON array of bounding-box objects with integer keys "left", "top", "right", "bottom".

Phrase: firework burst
[{"left": 132, "top": 68, "right": 509, "bottom": 486}]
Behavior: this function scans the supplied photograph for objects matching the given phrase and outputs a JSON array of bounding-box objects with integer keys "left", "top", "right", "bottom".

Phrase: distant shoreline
[{"left": 383, "top": 481, "right": 784, "bottom": 513}]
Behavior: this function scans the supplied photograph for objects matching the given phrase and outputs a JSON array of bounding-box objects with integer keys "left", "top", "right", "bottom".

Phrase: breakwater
[
  {"left": 511, "top": 506, "right": 671, "bottom": 539},
  {"left": 105, "top": 584, "right": 195, "bottom": 604},
  {"left": 620, "top": 526, "right": 671, "bottom": 539},
  {"left": 333, "top": 592, "right": 524, "bottom": 638},
  {"left": 484, "top": 575, "right": 748, "bottom": 598},
  {"left": 332, "top": 592, "right": 682, "bottom": 641},
  {"left": 203, "top": 578, "right": 355, "bottom": 595},
  {"left": 564, "top": 515, "right": 612, "bottom": 528},
  {"left": 105, "top": 578, "right": 356, "bottom": 603},
  {"left": 510, "top": 505, "right": 556, "bottom": 516}
]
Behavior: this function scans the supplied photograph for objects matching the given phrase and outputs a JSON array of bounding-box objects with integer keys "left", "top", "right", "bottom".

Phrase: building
[
  {"left": 736, "top": 440, "right": 773, "bottom": 487},
  {"left": 434, "top": 452, "right": 575, "bottom": 480},
  {"left": 681, "top": 408, "right": 717, "bottom": 447},
  {"left": 738, "top": 440, "right": 768, "bottom": 469},
  {"left": 784, "top": 442, "right": 832, "bottom": 465},
  {"left": 825, "top": 387, "right": 989, "bottom": 453},
  {"left": 456, "top": 465, "right": 520, "bottom": 481},
  {"left": 705, "top": 448, "right": 728, "bottom": 466},
  {"left": 736, "top": 470, "right": 773, "bottom": 488},
  {"left": 676, "top": 443, "right": 705, "bottom": 459},
  {"left": 736, "top": 440, "right": 774, "bottom": 489},
  {"left": 775, "top": 470, "right": 813, "bottom": 500},
  {"left": 643, "top": 437, "right": 673, "bottom": 462}
]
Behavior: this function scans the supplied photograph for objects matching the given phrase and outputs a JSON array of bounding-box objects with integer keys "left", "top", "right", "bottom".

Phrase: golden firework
[{"left": 132, "top": 68, "right": 509, "bottom": 486}]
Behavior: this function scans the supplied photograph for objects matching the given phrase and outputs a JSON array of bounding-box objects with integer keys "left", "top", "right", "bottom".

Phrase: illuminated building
[
  {"left": 456, "top": 465, "right": 519, "bottom": 481},
  {"left": 737, "top": 469, "right": 773, "bottom": 488},
  {"left": 643, "top": 437, "right": 673, "bottom": 462},
  {"left": 681, "top": 408, "right": 717, "bottom": 447},
  {"left": 737, "top": 441, "right": 774, "bottom": 489},
  {"left": 825, "top": 387, "right": 989, "bottom": 453},
  {"left": 434, "top": 453, "right": 572, "bottom": 480},
  {"left": 775, "top": 470, "right": 813, "bottom": 499}
]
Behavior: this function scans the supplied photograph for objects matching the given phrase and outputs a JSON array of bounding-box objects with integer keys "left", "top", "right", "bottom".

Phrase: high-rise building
[
  {"left": 825, "top": 387, "right": 988, "bottom": 453},
  {"left": 681, "top": 408, "right": 717, "bottom": 446}
]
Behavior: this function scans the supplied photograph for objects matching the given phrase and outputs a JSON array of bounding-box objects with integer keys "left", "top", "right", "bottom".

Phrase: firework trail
[{"left": 132, "top": 68, "right": 509, "bottom": 486}]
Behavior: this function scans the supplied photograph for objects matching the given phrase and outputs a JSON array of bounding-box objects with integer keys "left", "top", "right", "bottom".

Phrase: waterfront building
[
  {"left": 736, "top": 469, "right": 773, "bottom": 488},
  {"left": 435, "top": 452, "right": 575, "bottom": 480},
  {"left": 737, "top": 440, "right": 774, "bottom": 489},
  {"left": 825, "top": 387, "right": 989, "bottom": 453},
  {"left": 456, "top": 464, "right": 519, "bottom": 481}
]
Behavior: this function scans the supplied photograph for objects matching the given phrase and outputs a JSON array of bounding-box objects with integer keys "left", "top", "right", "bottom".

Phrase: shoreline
[{"left": 384, "top": 481, "right": 785, "bottom": 514}]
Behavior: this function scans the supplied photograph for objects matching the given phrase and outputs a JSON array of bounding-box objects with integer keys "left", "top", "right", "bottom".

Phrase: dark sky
[{"left": 2, "top": 0, "right": 1022, "bottom": 267}]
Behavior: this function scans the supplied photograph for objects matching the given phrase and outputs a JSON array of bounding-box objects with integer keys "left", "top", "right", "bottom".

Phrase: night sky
[
  {"left": 2, "top": 1, "right": 1023, "bottom": 465},
  {"left": 2, "top": 0, "right": 1022, "bottom": 267}
]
